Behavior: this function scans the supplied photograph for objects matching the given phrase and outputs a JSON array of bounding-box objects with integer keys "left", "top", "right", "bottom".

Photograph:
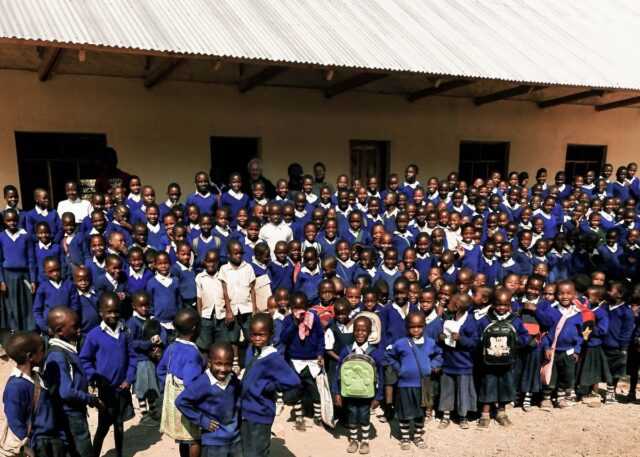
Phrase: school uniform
[
  {"left": 381, "top": 209, "right": 398, "bottom": 234},
  {"left": 267, "top": 258, "right": 293, "bottom": 291},
  {"left": 32, "top": 279, "right": 76, "bottom": 332},
  {"left": 439, "top": 312, "right": 479, "bottom": 417},
  {"left": 176, "top": 371, "right": 242, "bottom": 457},
  {"left": 514, "top": 305, "right": 543, "bottom": 395},
  {"left": 94, "top": 271, "right": 127, "bottom": 299},
  {"left": 577, "top": 303, "right": 612, "bottom": 389},
  {"left": 146, "top": 273, "right": 181, "bottom": 329},
  {"left": 171, "top": 261, "right": 197, "bottom": 307},
  {"left": 0, "top": 228, "right": 36, "bottom": 330},
  {"left": 373, "top": 265, "right": 401, "bottom": 292},
  {"left": 70, "top": 288, "right": 101, "bottom": 336},
  {"left": 34, "top": 241, "right": 63, "bottom": 283},
  {"left": 387, "top": 336, "right": 442, "bottom": 419},
  {"left": 415, "top": 253, "right": 434, "bottom": 287},
  {"left": 104, "top": 221, "right": 133, "bottom": 247},
  {"left": 3, "top": 369, "right": 63, "bottom": 457},
  {"left": 603, "top": 302, "right": 635, "bottom": 381},
  {"left": 79, "top": 321, "right": 137, "bottom": 428},
  {"left": 240, "top": 345, "right": 300, "bottom": 457},
  {"left": 392, "top": 230, "right": 414, "bottom": 258},
  {"left": 129, "top": 205, "right": 147, "bottom": 226},
  {"left": 500, "top": 202, "right": 523, "bottom": 222},
  {"left": 335, "top": 258, "right": 357, "bottom": 286},
  {"left": 60, "top": 231, "right": 86, "bottom": 274},
  {"left": 597, "top": 243, "right": 626, "bottom": 280},
  {"left": 598, "top": 210, "right": 617, "bottom": 232},
  {"left": 44, "top": 338, "right": 95, "bottom": 457},
  {"left": 317, "top": 232, "right": 338, "bottom": 258},
  {"left": 341, "top": 228, "right": 372, "bottom": 247},
  {"left": 83, "top": 256, "right": 106, "bottom": 285},
  {"left": 513, "top": 248, "right": 534, "bottom": 276},
  {"left": 159, "top": 199, "right": 179, "bottom": 220},
  {"left": 220, "top": 190, "right": 249, "bottom": 221},
  {"left": 379, "top": 302, "right": 418, "bottom": 352},
  {"left": 476, "top": 311, "right": 530, "bottom": 404},
  {"left": 146, "top": 222, "right": 166, "bottom": 251},
  {"left": 294, "top": 266, "right": 323, "bottom": 305},
  {"left": 125, "top": 267, "right": 153, "bottom": 295},
  {"left": 441, "top": 264, "right": 460, "bottom": 285},
  {"left": 25, "top": 206, "right": 62, "bottom": 241},
  {"left": 186, "top": 191, "right": 217, "bottom": 216},
  {"left": 190, "top": 234, "right": 221, "bottom": 271},
  {"left": 214, "top": 225, "right": 232, "bottom": 263},
  {"left": 547, "top": 248, "right": 572, "bottom": 282},
  {"left": 611, "top": 181, "right": 630, "bottom": 202}
]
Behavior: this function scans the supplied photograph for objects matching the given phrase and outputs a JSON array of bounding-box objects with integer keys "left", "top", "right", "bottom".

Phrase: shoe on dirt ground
[
  {"left": 295, "top": 417, "right": 306, "bottom": 431},
  {"left": 478, "top": 417, "right": 490, "bottom": 428},
  {"left": 496, "top": 414, "right": 512, "bottom": 427},
  {"left": 347, "top": 440, "right": 359, "bottom": 453},
  {"left": 413, "top": 437, "right": 426, "bottom": 449},
  {"left": 359, "top": 442, "right": 370, "bottom": 454},
  {"left": 400, "top": 440, "right": 411, "bottom": 451},
  {"left": 438, "top": 419, "right": 450, "bottom": 429}
]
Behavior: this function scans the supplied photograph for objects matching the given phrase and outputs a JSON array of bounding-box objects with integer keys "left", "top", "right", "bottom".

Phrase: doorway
[
  {"left": 350, "top": 140, "right": 390, "bottom": 188},
  {"left": 459, "top": 141, "right": 510, "bottom": 182},
  {"left": 210, "top": 136, "right": 261, "bottom": 188},
  {"left": 15, "top": 132, "right": 107, "bottom": 209}
]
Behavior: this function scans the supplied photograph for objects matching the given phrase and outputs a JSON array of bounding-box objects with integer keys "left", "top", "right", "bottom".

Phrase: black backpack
[{"left": 481, "top": 314, "right": 517, "bottom": 366}]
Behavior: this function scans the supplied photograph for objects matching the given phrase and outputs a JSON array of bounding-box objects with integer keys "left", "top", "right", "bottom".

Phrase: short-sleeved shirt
[
  {"left": 195, "top": 271, "right": 225, "bottom": 320},
  {"left": 218, "top": 261, "right": 256, "bottom": 314}
]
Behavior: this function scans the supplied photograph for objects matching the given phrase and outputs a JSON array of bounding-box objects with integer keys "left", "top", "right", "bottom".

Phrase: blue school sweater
[
  {"left": 585, "top": 304, "right": 609, "bottom": 348},
  {"left": 33, "top": 279, "right": 76, "bottom": 332},
  {"left": 611, "top": 181, "right": 630, "bottom": 202},
  {"left": 382, "top": 210, "right": 398, "bottom": 234},
  {"left": 126, "top": 314, "right": 167, "bottom": 363},
  {"left": 597, "top": 244, "right": 625, "bottom": 279},
  {"left": 170, "top": 263, "right": 197, "bottom": 302},
  {"left": 513, "top": 248, "right": 534, "bottom": 276},
  {"left": 0, "top": 229, "right": 36, "bottom": 282},
  {"left": 34, "top": 242, "right": 63, "bottom": 282},
  {"left": 392, "top": 231, "right": 414, "bottom": 258},
  {"left": 460, "top": 243, "right": 481, "bottom": 272},
  {"left": 317, "top": 233, "right": 338, "bottom": 258},
  {"left": 125, "top": 267, "right": 153, "bottom": 295},
  {"left": 546, "top": 249, "right": 572, "bottom": 283},
  {"left": 340, "top": 229, "right": 372, "bottom": 247},
  {"left": 125, "top": 194, "right": 143, "bottom": 213},
  {"left": 477, "top": 256, "right": 499, "bottom": 286},
  {"left": 335, "top": 259, "right": 357, "bottom": 285},
  {"left": 441, "top": 265, "right": 460, "bottom": 285},
  {"left": 441, "top": 315, "right": 479, "bottom": 375},
  {"left": 603, "top": 303, "right": 635, "bottom": 350},
  {"left": 294, "top": 267, "right": 323, "bottom": 304},
  {"left": 186, "top": 192, "right": 217, "bottom": 216},
  {"left": 373, "top": 266, "right": 401, "bottom": 292},
  {"left": 61, "top": 231, "right": 86, "bottom": 269},
  {"left": 241, "top": 346, "right": 301, "bottom": 424},
  {"left": 146, "top": 223, "right": 166, "bottom": 251},
  {"left": 267, "top": 260, "right": 293, "bottom": 291},
  {"left": 43, "top": 340, "right": 93, "bottom": 415},
  {"left": 213, "top": 226, "right": 232, "bottom": 263},
  {"left": 146, "top": 274, "right": 181, "bottom": 324},
  {"left": 3, "top": 371, "right": 59, "bottom": 447},
  {"left": 129, "top": 207, "right": 147, "bottom": 226},
  {"left": 176, "top": 372, "right": 241, "bottom": 446},
  {"left": 70, "top": 288, "right": 100, "bottom": 335},
  {"left": 423, "top": 311, "right": 444, "bottom": 341},
  {"left": 334, "top": 343, "right": 384, "bottom": 399},
  {"left": 536, "top": 303, "right": 583, "bottom": 355},
  {"left": 190, "top": 234, "right": 221, "bottom": 270},
  {"left": 380, "top": 303, "right": 418, "bottom": 348},
  {"left": 387, "top": 337, "right": 442, "bottom": 388},
  {"left": 83, "top": 257, "right": 106, "bottom": 285},
  {"left": 280, "top": 311, "right": 325, "bottom": 360},
  {"left": 79, "top": 322, "right": 137, "bottom": 387},
  {"left": 415, "top": 253, "right": 434, "bottom": 287},
  {"left": 104, "top": 222, "right": 133, "bottom": 247},
  {"left": 94, "top": 271, "right": 127, "bottom": 297},
  {"left": 498, "top": 258, "right": 520, "bottom": 283},
  {"left": 157, "top": 339, "right": 205, "bottom": 387},
  {"left": 220, "top": 191, "right": 249, "bottom": 221},
  {"left": 25, "top": 208, "right": 62, "bottom": 241}
]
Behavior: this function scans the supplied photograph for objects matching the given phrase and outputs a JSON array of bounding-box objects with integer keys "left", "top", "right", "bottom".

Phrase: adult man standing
[{"left": 246, "top": 158, "right": 276, "bottom": 199}]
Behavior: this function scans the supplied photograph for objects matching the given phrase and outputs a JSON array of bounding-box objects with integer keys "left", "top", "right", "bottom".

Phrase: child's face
[
  {"left": 353, "top": 319, "right": 371, "bottom": 344},
  {"left": 215, "top": 210, "right": 229, "bottom": 228},
  {"left": 228, "top": 244, "right": 244, "bottom": 266},
  {"left": 383, "top": 251, "right": 397, "bottom": 269},
  {"left": 505, "top": 275, "right": 520, "bottom": 294},
  {"left": 252, "top": 184, "right": 265, "bottom": 200},
  {"left": 199, "top": 216, "right": 213, "bottom": 235},
  {"left": 187, "top": 207, "right": 200, "bottom": 224},
  {"left": 62, "top": 216, "right": 75, "bottom": 235},
  {"left": 129, "top": 251, "right": 144, "bottom": 271},
  {"left": 268, "top": 205, "right": 282, "bottom": 225},
  {"left": 494, "top": 294, "right": 512, "bottom": 315},
  {"left": 195, "top": 174, "right": 209, "bottom": 194},
  {"left": 394, "top": 283, "right": 409, "bottom": 306},
  {"left": 230, "top": 175, "right": 242, "bottom": 192},
  {"left": 36, "top": 225, "right": 52, "bottom": 244},
  {"left": 303, "top": 251, "right": 318, "bottom": 271},
  {"left": 250, "top": 320, "right": 271, "bottom": 349},
  {"left": 44, "top": 260, "right": 61, "bottom": 283},
  {"left": 408, "top": 283, "right": 420, "bottom": 303},
  {"left": 319, "top": 282, "right": 335, "bottom": 306},
  {"left": 167, "top": 186, "right": 181, "bottom": 203},
  {"left": 155, "top": 255, "right": 170, "bottom": 276},
  {"left": 146, "top": 206, "right": 159, "bottom": 225},
  {"left": 58, "top": 314, "right": 80, "bottom": 343},
  {"left": 346, "top": 287, "right": 361, "bottom": 306},
  {"left": 133, "top": 226, "right": 147, "bottom": 246},
  {"left": 133, "top": 298, "right": 151, "bottom": 317},
  {"left": 204, "top": 252, "right": 220, "bottom": 275},
  {"left": 406, "top": 314, "right": 425, "bottom": 338},
  {"left": 177, "top": 245, "right": 191, "bottom": 266},
  {"left": 525, "top": 279, "right": 542, "bottom": 300},
  {"left": 288, "top": 242, "right": 301, "bottom": 262},
  {"left": 334, "top": 306, "right": 350, "bottom": 325},
  {"left": 304, "top": 224, "right": 317, "bottom": 242},
  {"left": 275, "top": 290, "right": 289, "bottom": 310},
  {"left": 4, "top": 189, "right": 19, "bottom": 208},
  {"left": 73, "top": 269, "right": 91, "bottom": 292},
  {"left": 100, "top": 300, "right": 120, "bottom": 328},
  {"left": 35, "top": 190, "right": 49, "bottom": 208},
  {"left": 209, "top": 348, "right": 233, "bottom": 382},
  {"left": 142, "top": 187, "right": 155, "bottom": 205},
  {"left": 363, "top": 292, "right": 378, "bottom": 310},
  {"left": 557, "top": 284, "right": 576, "bottom": 307},
  {"left": 276, "top": 181, "right": 289, "bottom": 198},
  {"left": 90, "top": 237, "right": 106, "bottom": 258},
  {"left": 419, "top": 292, "right": 435, "bottom": 313},
  {"left": 2, "top": 212, "right": 18, "bottom": 231}
]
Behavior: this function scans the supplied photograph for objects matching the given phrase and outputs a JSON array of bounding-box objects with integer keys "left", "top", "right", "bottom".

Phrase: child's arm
[
  {"left": 621, "top": 308, "right": 636, "bottom": 350},
  {"left": 456, "top": 320, "right": 479, "bottom": 351},
  {"left": 250, "top": 279, "right": 257, "bottom": 315},
  {"left": 270, "top": 355, "right": 302, "bottom": 393},
  {"left": 384, "top": 343, "right": 401, "bottom": 372},
  {"left": 156, "top": 347, "right": 170, "bottom": 387},
  {"left": 278, "top": 315, "right": 297, "bottom": 346},
  {"left": 32, "top": 288, "right": 47, "bottom": 332},
  {"left": 44, "top": 353, "right": 96, "bottom": 407},
  {"left": 124, "top": 333, "right": 138, "bottom": 388},
  {"left": 324, "top": 328, "right": 340, "bottom": 362},
  {"left": 175, "top": 380, "right": 218, "bottom": 432},
  {"left": 429, "top": 339, "right": 444, "bottom": 371},
  {"left": 311, "top": 315, "right": 325, "bottom": 359},
  {"left": 220, "top": 280, "right": 234, "bottom": 324},
  {"left": 78, "top": 334, "right": 98, "bottom": 383},
  {"left": 2, "top": 382, "right": 30, "bottom": 440}
]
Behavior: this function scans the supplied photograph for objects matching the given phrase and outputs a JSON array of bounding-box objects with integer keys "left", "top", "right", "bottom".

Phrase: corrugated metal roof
[{"left": 1, "top": 0, "right": 640, "bottom": 90}]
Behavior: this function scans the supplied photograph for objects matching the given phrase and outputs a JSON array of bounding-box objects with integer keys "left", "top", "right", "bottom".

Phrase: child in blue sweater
[
  {"left": 44, "top": 306, "right": 102, "bottom": 457},
  {"left": 32, "top": 257, "right": 76, "bottom": 333},
  {"left": 603, "top": 280, "right": 635, "bottom": 403},
  {"left": 79, "top": 292, "right": 136, "bottom": 457},
  {"left": 146, "top": 251, "right": 182, "bottom": 332},
  {"left": 438, "top": 293, "right": 478, "bottom": 429},
  {"left": 157, "top": 308, "right": 205, "bottom": 457},
  {"left": 125, "top": 247, "right": 153, "bottom": 295},
  {"left": 268, "top": 241, "right": 294, "bottom": 291},
  {"left": 220, "top": 173, "right": 249, "bottom": 223},
  {"left": 3, "top": 332, "right": 63, "bottom": 457},
  {"left": 294, "top": 247, "right": 323, "bottom": 305},
  {"left": 34, "top": 222, "right": 63, "bottom": 283},
  {"left": 280, "top": 292, "right": 325, "bottom": 430},
  {"left": 70, "top": 266, "right": 100, "bottom": 338},
  {"left": 476, "top": 288, "right": 530, "bottom": 428},
  {"left": 171, "top": 242, "right": 197, "bottom": 307},
  {"left": 241, "top": 313, "right": 300, "bottom": 457},
  {"left": 0, "top": 208, "right": 36, "bottom": 330},
  {"left": 387, "top": 312, "right": 442, "bottom": 450},
  {"left": 185, "top": 171, "right": 216, "bottom": 216},
  {"left": 176, "top": 342, "right": 242, "bottom": 457},
  {"left": 25, "top": 188, "right": 61, "bottom": 242}
]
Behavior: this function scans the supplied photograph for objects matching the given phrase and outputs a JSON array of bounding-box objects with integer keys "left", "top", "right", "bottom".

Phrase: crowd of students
[{"left": 1, "top": 160, "right": 640, "bottom": 457}]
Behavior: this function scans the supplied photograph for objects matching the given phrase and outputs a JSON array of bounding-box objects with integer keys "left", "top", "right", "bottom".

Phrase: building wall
[{"left": 1, "top": 69, "right": 639, "bottom": 196}]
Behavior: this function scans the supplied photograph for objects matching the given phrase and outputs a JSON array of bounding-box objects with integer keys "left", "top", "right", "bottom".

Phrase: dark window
[
  {"left": 459, "top": 141, "right": 510, "bottom": 183},
  {"left": 565, "top": 144, "right": 607, "bottom": 181},
  {"left": 350, "top": 140, "right": 390, "bottom": 188},
  {"left": 15, "top": 132, "right": 107, "bottom": 209},
  {"left": 210, "top": 136, "right": 260, "bottom": 187}
]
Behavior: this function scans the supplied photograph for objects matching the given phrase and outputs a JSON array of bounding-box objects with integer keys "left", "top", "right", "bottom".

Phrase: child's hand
[
  {"left": 31, "top": 282, "right": 37, "bottom": 294},
  {"left": 431, "top": 367, "right": 441, "bottom": 375},
  {"left": 544, "top": 349, "right": 554, "bottom": 361},
  {"left": 208, "top": 420, "right": 220, "bottom": 432},
  {"left": 334, "top": 394, "right": 342, "bottom": 407},
  {"left": 451, "top": 332, "right": 460, "bottom": 342},
  {"left": 150, "top": 335, "right": 161, "bottom": 345},
  {"left": 571, "top": 353, "right": 579, "bottom": 362},
  {"left": 117, "top": 292, "right": 126, "bottom": 301},
  {"left": 225, "top": 310, "right": 234, "bottom": 325},
  {"left": 370, "top": 399, "right": 380, "bottom": 410},
  {"left": 0, "top": 282, "right": 6, "bottom": 295},
  {"left": 438, "top": 334, "right": 446, "bottom": 342},
  {"left": 118, "top": 381, "right": 130, "bottom": 390},
  {"left": 317, "top": 356, "right": 324, "bottom": 368}
]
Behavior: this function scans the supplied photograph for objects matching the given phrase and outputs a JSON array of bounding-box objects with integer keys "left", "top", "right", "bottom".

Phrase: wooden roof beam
[
  {"left": 538, "top": 89, "right": 605, "bottom": 108},
  {"left": 38, "top": 47, "right": 62, "bottom": 81},
  {"left": 325, "top": 73, "right": 388, "bottom": 99},
  {"left": 239, "top": 66, "right": 287, "bottom": 93},
  {"left": 595, "top": 95, "right": 640, "bottom": 112},
  {"left": 144, "top": 58, "right": 183, "bottom": 89},
  {"left": 474, "top": 84, "right": 545, "bottom": 106},
  {"left": 407, "top": 79, "right": 474, "bottom": 102}
]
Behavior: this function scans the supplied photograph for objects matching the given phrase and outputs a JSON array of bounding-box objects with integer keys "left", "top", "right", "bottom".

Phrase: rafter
[
  {"left": 38, "top": 48, "right": 62, "bottom": 81},
  {"left": 537, "top": 89, "right": 604, "bottom": 108},
  {"left": 474, "top": 85, "right": 545, "bottom": 106},
  {"left": 595, "top": 96, "right": 640, "bottom": 112},
  {"left": 324, "top": 73, "right": 387, "bottom": 99},
  {"left": 407, "top": 79, "right": 474, "bottom": 102},
  {"left": 144, "top": 58, "right": 183, "bottom": 88},
  {"left": 238, "top": 66, "right": 287, "bottom": 93}
]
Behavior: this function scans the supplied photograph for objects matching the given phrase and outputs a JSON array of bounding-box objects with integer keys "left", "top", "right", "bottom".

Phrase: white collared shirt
[
  {"left": 147, "top": 222, "right": 161, "bottom": 234},
  {"left": 104, "top": 272, "right": 118, "bottom": 290},
  {"left": 5, "top": 228, "right": 27, "bottom": 242},
  {"left": 128, "top": 193, "right": 141, "bottom": 203},
  {"left": 352, "top": 342, "right": 370, "bottom": 355},
  {"left": 129, "top": 267, "right": 145, "bottom": 280},
  {"left": 35, "top": 206, "right": 49, "bottom": 217},
  {"left": 206, "top": 370, "right": 232, "bottom": 389},
  {"left": 155, "top": 273, "right": 173, "bottom": 288},
  {"left": 38, "top": 241, "right": 52, "bottom": 250},
  {"left": 100, "top": 320, "right": 124, "bottom": 339},
  {"left": 57, "top": 198, "right": 91, "bottom": 222},
  {"left": 227, "top": 189, "right": 244, "bottom": 200}
]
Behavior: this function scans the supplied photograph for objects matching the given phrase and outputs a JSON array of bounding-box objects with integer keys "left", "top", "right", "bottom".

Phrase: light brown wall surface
[{"left": 1, "top": 69, "right": 639, "bottom": 195}]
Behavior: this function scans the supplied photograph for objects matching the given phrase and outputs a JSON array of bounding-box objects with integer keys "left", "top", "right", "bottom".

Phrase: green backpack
[{"left": 340, "top": 353, "right": 377, "bottom": 398}]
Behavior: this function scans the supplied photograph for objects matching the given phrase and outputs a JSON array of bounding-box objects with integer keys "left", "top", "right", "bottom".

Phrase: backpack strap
[
  {"left": 408, "top": 339, "right": 428, "bottom": 377},
  {"left": 27, "top": 373, "right": 42, "bottom": 437}
]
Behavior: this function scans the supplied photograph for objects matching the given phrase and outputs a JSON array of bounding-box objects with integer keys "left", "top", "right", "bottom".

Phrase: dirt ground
[{"left": 2, "top": 358, "right": 640, "bottom": 457}]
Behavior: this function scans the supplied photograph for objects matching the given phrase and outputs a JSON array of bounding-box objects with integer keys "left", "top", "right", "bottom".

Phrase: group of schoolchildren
[{"left": 2, "top": 160, "right": 640, "bottom": 457}]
